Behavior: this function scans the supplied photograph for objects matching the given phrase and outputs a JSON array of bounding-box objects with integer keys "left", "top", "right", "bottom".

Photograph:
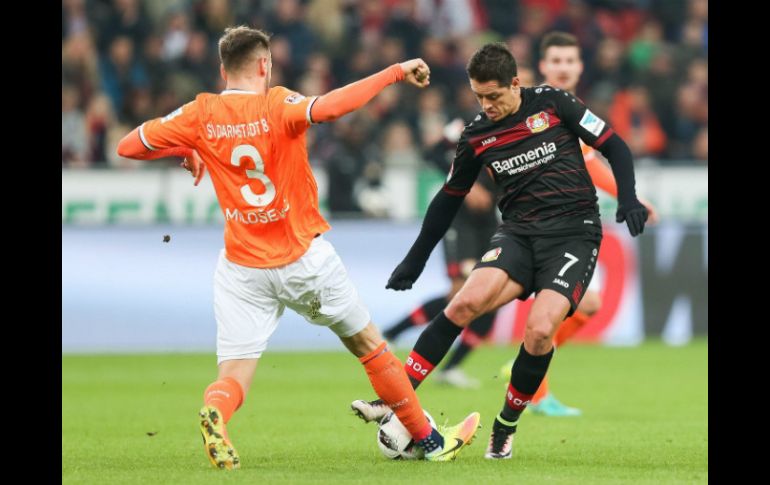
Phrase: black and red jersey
[{"left": 445, "top": 85, "right": 614, "bottom": 235}]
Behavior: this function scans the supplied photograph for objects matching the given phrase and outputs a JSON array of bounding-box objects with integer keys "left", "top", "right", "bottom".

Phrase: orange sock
[
  {"left": 531, "top": 375, "right": 549, "bottom": 405},
  {"left": 360, "top": 342, "right": 432, "bottom": 441},
  {"left": 554, "top": 311, "right": 590, "bottom": 347},
  {"left": 203, "top": 377, "right": 244, "bottom": 424}
]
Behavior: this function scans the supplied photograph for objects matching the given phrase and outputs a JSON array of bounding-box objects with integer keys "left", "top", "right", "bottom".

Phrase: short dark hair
[
  {"left": 218, "top": 26, "right": 271, "bottom": 73},
  {"left": 540, "top": 31, "right": 580, "bottom": 58},
  {"left": 466, "top": 43, "right": 517, "bottom": 86}
]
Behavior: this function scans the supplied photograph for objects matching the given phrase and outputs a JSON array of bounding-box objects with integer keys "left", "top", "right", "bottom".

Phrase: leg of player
[
  {"left": 199, "top": 359, "right": 256, "bottom": 469},
  {"left": 382, "top": 296, "right": 448, "bottom": 342},
  {"left": 405, "top": 267, "right": 519, "bottom": 389},
  {"left": 351, "top": 268, "right": 520, "bottom": 423},
  {"left": 485, "top": 290, "right": 569, "bottom": 459},
  {"left": 529, "top": 278, "right": 601, "bottom": 416},
  {"left": 341, "top": 323, "right": 480, "bottom": 461},
  {"left": 434, "top": 311, "right": 496, "bottom": 389}
]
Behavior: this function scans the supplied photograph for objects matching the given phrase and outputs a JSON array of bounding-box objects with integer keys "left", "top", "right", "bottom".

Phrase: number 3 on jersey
[{"left": 231, "top": 144, "right": 275, "bottom": 207}]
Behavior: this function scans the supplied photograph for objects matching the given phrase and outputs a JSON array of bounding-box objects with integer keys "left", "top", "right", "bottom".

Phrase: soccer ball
[{"left": 376, "top": 409, "right": 436, "bottom": 460}]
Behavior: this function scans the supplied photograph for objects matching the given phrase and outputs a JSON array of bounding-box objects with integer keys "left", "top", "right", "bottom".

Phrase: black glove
[
  {"left": 386, "top": 258, "right": 426, "bottom": 291},
  {"left": 616, "top": 201, "right": 649, "bottom": 237}
]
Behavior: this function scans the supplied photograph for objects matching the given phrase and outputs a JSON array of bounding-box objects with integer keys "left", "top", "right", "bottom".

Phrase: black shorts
[
  {"left": 442, "top": 216, "right": 498, "bottom": 279},
  {"left": 474, "top": 228, "right": 602, "bottom": 317}
]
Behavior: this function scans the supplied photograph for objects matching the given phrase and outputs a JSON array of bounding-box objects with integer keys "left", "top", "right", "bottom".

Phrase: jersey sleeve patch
[
  {"left": 284, "top": 92, "right": 306, "bottom": 104},
  {"left": 579, "top": 109, "right": 606, "bottom": 136}
]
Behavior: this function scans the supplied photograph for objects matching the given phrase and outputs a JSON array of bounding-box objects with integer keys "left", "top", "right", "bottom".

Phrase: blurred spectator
[
  {"left": 671, "top": 57, "right": 707, "bottom": 160},
  {"left": 85, "top": 93, "right": 116, "bottom": 165},
  {"left": 415, "top": 0, "right": 486, "bottom": 39},
  {"left": 381, "top": 121, "right": 421, "bottom": 170},
  {"left": 585, "top": 37, "right": 628, "bottom": 92},
  {"left": 383, "top": 0, "right": 425, "bottom": 58},
  {"left": 268, "top": 0, "right": 318, "bottom": 70},
  {"left": 550, "top": 0, "right": 603, "bottom": 65},
  {"left": 62, "top": 0, "right": 89, "bottom": 39},
  {"left": 627, "top": 19, "right": 664, "bottom": 74},
  {"left": 306, "top": 0, "right": 348, "bottom": 55},
  {"left": 609, "top": 83, "right": 667, "bottom": 158},
  {"left": 62, "top": 31, "right": 99, "bottom": 105},
  {"left": 416, "top": 88, "right": 449, "bottom": 147},
  {"left": 162, "top": 10, "right": 192, "bottom": 62},
  {"left": 98, "top": 0, "right": 151, "bottom": 52},
  {"left": 176, "top": 31, "right": 218, "bottom": 91},
  {"left": 62, "top": 84, "right": 88, "bottom": 167},
  {"left": 507, "top": 34, "right": 535, "bottom": 72},
  {"left": 142, "top": 34, "right": 171, "bottom": 97},
  {"left": 484, "top": 0, "right": 521, "bottom": 37},
  {"left": 98, "top": 36, "right": 148, "bottom": 121},
  {"left": 193, "top": 0, "right": 236, "bottom": 44}
]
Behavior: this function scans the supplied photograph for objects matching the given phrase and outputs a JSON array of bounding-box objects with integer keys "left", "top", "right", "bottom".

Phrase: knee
[
  {"left": 526, "top": 308, "right": 561, "bottom": 343},
  {"left": 446, "top": 291, "right": 488, "bottom": 325},
  {"left": 343, "top": 323, "right": 383, "bottom": 358}
]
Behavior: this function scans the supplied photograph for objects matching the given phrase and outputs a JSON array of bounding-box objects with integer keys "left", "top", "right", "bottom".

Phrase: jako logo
[
  {"left": 482, "top": 136, "right": 497, "bottom": 146},
  {"left": 406, "top": 357, "right": 428, "bottom": 376},
  {"left": 552, "top": 278, "right": 569, "bottom": 288}
]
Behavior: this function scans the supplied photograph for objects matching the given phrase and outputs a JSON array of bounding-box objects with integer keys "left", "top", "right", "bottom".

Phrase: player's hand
[
  {"left": 616, "top": 200, "right": 648, "bottom": 237},
  {"left": 400, "top": 58, "right": 430, "bottom": 88},
  {"left": 386, "top": 258, "right": 426, "bottom": 291},
  {"left": 180, "top": 149, "right": 206, "bottom": 186},
  {"left": 638, "top": 197, "right": 659, "bottom": 225}
]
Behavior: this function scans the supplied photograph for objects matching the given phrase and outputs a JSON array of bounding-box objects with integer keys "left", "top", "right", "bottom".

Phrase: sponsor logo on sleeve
[
  {"left": 284, "top": 92, "right": 306, "bottom": 104},
  {"left": 579, "top": 109, "right": 606, "bottom": 136},
  {"left": 481, "top": 247, "right": 502, "bottom": 262}
]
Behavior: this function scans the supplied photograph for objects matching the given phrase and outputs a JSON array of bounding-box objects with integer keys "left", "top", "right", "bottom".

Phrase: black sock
[
  {"left": 383, "top": 296, "right": 447, "bottom": 340},
  {"left": 493, "top": 414, "right": 519, "bottom": 435},
  {"left": 405, "top": 311, "right": 463, "bottom": 389},
  {"left": 442, "top": 311, "right": 496, "bottom": 370},
  {"left": 500, "top": 344, "right": 554, "bottom": 423}
]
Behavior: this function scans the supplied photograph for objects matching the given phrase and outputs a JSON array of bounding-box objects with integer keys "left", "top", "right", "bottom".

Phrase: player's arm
[
  {"left": 272, "top": 60, "right": 429, "bottom": 138},
  {"left": 555, "top": 92, "right": 648, "bottom": 236},
  {"left": 116, "top": 100, "right": 204, "bottom": 184},
  {"left": 585, "top": 152, "right": 659, "bottom": 224},
  {"left": 310, "top": 59, "right": 430, "bottom": 122},
  {"left": 387, "top": 135, "right": 482, "bottom": 291}
]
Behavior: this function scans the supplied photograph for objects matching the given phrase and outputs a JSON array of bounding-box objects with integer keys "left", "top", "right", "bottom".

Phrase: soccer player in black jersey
[
  {"left": 380, "top": 118, "right": 499, "bottom": 389},
  {"left": 353, "top": 42, "right": 648, "bottom": 459}
]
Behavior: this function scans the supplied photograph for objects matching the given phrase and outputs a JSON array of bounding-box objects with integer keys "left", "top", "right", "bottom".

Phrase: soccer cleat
[
  {"left": 484, "top": 425, "right": 514, "bottom": 459},
  {"left": 351, "top": 399, "right": 390, "bottom": 424},
  {"left": 424, "top": 411, "right": 481, "bottom": 462},
  {"left": 434, "top": 368, "right": 481, "bottom": 389},
  {"left": 528, "top": 394, "right": 582, "bottom": 417},
  {"left": 199, "top": 405, "right": 240, "bottom": 469}
]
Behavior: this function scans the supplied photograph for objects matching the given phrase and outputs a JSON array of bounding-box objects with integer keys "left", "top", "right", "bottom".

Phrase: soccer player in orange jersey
[
  {"left": 523, "top": 31, "right": 659, "bottom": 416},
  {"left": 117, "top": 25, "right": 480, "bottom": 468}
]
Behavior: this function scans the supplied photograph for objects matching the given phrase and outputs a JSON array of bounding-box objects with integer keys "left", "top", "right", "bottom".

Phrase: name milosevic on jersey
[
  {"left": 445, "top": 85, "right": 615, "bottom": 236},
  {"left": 140, "top": 86, "right": 331, "bottom": 268}
]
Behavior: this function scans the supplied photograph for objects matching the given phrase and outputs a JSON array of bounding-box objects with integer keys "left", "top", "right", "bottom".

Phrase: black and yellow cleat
[{"left": 199, "top": 405, "right": 240, "bottom": 469}]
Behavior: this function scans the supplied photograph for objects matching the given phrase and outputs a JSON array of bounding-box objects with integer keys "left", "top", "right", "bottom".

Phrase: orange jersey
[
  {"left": 582, "top": 141, "right": 618, "bottom": 198},
  {"left": 141, "top": 87, "right": 331, "bottom": 268}
]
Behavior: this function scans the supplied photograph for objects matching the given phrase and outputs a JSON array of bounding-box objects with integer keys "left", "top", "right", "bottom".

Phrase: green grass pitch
[{"left": 62, "top": 339, "right": 707, "bottom": 484}]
